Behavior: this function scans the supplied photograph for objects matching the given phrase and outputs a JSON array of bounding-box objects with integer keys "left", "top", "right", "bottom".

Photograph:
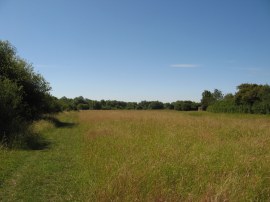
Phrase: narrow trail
[
  {"left": 0, "top": 112, "right": 87, "bottom": 201},
  {"left": 2, "top": 151, "right": 40, "bottom": 201}
]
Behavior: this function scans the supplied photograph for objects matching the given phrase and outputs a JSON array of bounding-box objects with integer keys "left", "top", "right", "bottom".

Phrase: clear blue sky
[{"left": 1, "top": 0, "right": 269, "bottom": 102}]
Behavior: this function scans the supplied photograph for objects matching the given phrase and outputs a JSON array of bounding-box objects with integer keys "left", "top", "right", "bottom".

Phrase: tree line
[
  {"left": 56, "top": 96, "right": 199, "bottom": 111},
  {"left": 201, "top": 84, "right": 270, "bottom": 114},
  {"left": 62, "top": 84, "right": 270, "bottom": 114}
]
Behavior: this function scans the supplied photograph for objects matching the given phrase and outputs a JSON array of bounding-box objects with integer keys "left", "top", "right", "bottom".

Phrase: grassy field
[{"left": 0, "top": 110, "right": 270, "bottom": 201}]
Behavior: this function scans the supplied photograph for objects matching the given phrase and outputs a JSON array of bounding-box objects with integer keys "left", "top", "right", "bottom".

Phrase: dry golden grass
[{"left": 77, "top": 110, "right": 270, "bottom": 201}]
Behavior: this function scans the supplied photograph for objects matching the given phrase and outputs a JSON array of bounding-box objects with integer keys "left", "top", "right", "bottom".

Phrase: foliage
[
  {"left": 55, "top": 97, "right": 200, "bottom": 112},
  {"left": 148, "top": 101, "right": 164, "bottom": 109},
  {"left": 212, "top": 89, "right": 224, "bottom": 100},
  {"left": 137, "top": 101, "right": 151, "bottom": 110},
  {"left": 173, "top": 100, "right": 199, "bottom": 111},
  {"left": 207, "top": 100, "right": 249, "bottom": 113},
  {"left": 235, "top": 84, "right": 261, "bottom": 106},
  {"left": 77, "top": 103, "right": 90, "bottom": 110},
  {"left": 164, "top": 102, "right": 174, "bottom": 110},
  {"left": 126, "top": 102, "right": 137, "bottom": 110},
  {"left": 205, "top": 84, "right": 270, "bottom": 114},
  {"left": 58, "top": 96, "right": 76, "bottom": 111},
  {"left": 201, "top": 90, "right": 215, "bottom": 110},
  {"left": 0, "top": 78, "right": 24, "bottom": 140},
  {"left": 0, "top": 40, "right": 60, "bottom": 143}
]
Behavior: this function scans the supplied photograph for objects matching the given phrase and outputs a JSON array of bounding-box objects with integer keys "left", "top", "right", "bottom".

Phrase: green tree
[
  {"left": 0, "top": 40, "right": 56, "bottom": 142},
  {"left": 164, "top": 103, "right": 174, "bottom": 110},
  {"left": 1, "top": 41, "right": 52, "bottom": 120},
  {"left": 58, "top": 96, "right": 76, "bottom": 111},
  {"left": 0, "top": 78, "right": 24, "bottom": 141},
  {"left": 126, "top": 102, "right": 137, "bottom": 109},
  {"left": 201, "top": 90, "right": 215, "bottom": 110},
  {"left": 148, "top": 101, "right": 164, "bottom": 110},
  {"left": 235, "top": 84, "right": 266, "bottom": 112},
  {"left": 173, "top": 101, "right": 199, "bottom": 111},
  {"left": 77, "top": 103, "right": 89, "bottom": 110},
  {"left": 213, "top": 89, "right": 223, "bottom": 101},
  {"left": 223, "top": 93, "right": 234, "bottom": 101},
  {"left": 137, "top": 101, "right": 151, "bottom": 110}
]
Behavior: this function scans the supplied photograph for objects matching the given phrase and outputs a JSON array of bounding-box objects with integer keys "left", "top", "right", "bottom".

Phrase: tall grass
[
  {"left": 1, "top": 110, "right": 269, "bottom": 201},
  {"left": 78, "top": 110, "right": 270, "bottom": 201}
]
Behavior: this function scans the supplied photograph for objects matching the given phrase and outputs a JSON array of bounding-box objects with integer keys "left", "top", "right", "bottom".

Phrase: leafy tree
[
  {"left": 42, "top": 95, "right": 62, "bottom": 113},
  {"left": 164, "top": 103, "right": 174, "bottom": 110},
  {"left": 126, "top": 102, "right": 137, "bottom": 110},
  {"left": 212, "top": 89, "right": 223, "bottom": 101},
  {"left": 137, "top": 101, "right": 151, "bottom": 110},
  {"left": 234, "top": 84, "right": 270, "bottom": 113},
  {"left": 0, "top": 78, "right": 24, "bottom": 140},
  {"left": 74, "top": 96, "right": 87, "bottom": 105},
  {"left": 58, "top": 96, "right": 76, "bottom": 111},
  {"left": 100, "top": 100, "right": 106, "bottom": 109},
  {"left": 77, "top": 103, "right": 89, "bottom": 110},
  {"left": 148, "top": 101, "right": 164, "bottom": 109},
  {"left": 173, "top": 101, "right": 183, "bottom": 111},
  {"left": 201, "top": 90, "right": 215, "bottom": 110},
  {"left": 251, "top": 85, "right": 270, "bottom": 114},
  {"left": 173, "top": 101, "right": 199, "bottom": 111},
  {"left": 93, "top": 101, "right": 102, "bottom": 110},
  {"left": 235, "top": 84, "right": 261, "bottom": 107},
  {"left": 223, "top": 93, "right": 234, "bottom": 101},
  {"left": 0, "top": 41, "right": 52, "bottom": 120},
  {"left": 206, "top": 84, "right": 270, "bottom": 114},
  {"left": 0, "top": 40, "right": 57, "bottom": 142}
]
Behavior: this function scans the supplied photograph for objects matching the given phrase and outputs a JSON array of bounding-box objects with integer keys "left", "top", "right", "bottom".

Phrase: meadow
[{"left": 0, "top": 110, "right": 269, "bottom": 201}]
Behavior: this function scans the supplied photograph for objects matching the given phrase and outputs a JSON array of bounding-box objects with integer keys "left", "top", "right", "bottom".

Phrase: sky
[{"left": 0, "top": 0, "right": 270, "bottom": 102}]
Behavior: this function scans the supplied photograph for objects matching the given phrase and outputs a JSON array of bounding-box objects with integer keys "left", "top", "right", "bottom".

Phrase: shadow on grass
[
  {"left": 24, "top": 117, "right": 76, "bottom": 150},
  {"left": 43, "top": 116, "right": 76, "bottom": 128},
  {"left": 25, "top": 116, "right": 76, "bottom": 150},
  {"left": 1, "top": 132, "right": 51, "bottom": 151},
  {"left": 25, "top": 117, "right": 77, "bottom": 150},
  {"left": 1, "top": 117, "right": 76, "bottom": 150},
  {"left": 25, "top": 134, "right": 51, "bottom": 150}
]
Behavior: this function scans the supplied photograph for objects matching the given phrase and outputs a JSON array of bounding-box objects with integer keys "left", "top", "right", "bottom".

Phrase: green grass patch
[{"left": 0, "top": 112, "right": 86, "bottom": 201}]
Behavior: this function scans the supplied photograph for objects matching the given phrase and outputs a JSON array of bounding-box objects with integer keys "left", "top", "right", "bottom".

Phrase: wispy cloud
[{"left": 170, "top": 64, "right": 200, "bottom": 68}]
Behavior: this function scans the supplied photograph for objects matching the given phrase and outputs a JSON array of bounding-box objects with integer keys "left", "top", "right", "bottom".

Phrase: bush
[
  {"left": 77, "top": 103, "right": 89, "bottom": 110},
  {"left": 148, "top": 101, "right": 164, "bottom": 109},
  {"left": 207, "top": 100, "right": 251, "bottom": 113},
  {"left": 252, "top": 101, "right": 270, "bottom": 114},
  {"left": 0, "top": 40, "right": 58, "bottom": 144},
  {"left": 173, "top": 101, "right": 198, "bottom": 111},
  {"left": 0, "top": 78, "right": 24, "bottom": 141}
]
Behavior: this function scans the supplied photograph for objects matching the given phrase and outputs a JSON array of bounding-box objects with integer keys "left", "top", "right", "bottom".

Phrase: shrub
[
  {"left": 77, "top": 103, "right": 89, "bottom": 110},
  {"left": 148, "top": 101, "right": 164, "bottom": 110},
  {"left": 0, "top": 40, "right": 58, "bottom": 144},
  {"left": 0, "top": 78, "right": 24, "bottom": 141}
]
